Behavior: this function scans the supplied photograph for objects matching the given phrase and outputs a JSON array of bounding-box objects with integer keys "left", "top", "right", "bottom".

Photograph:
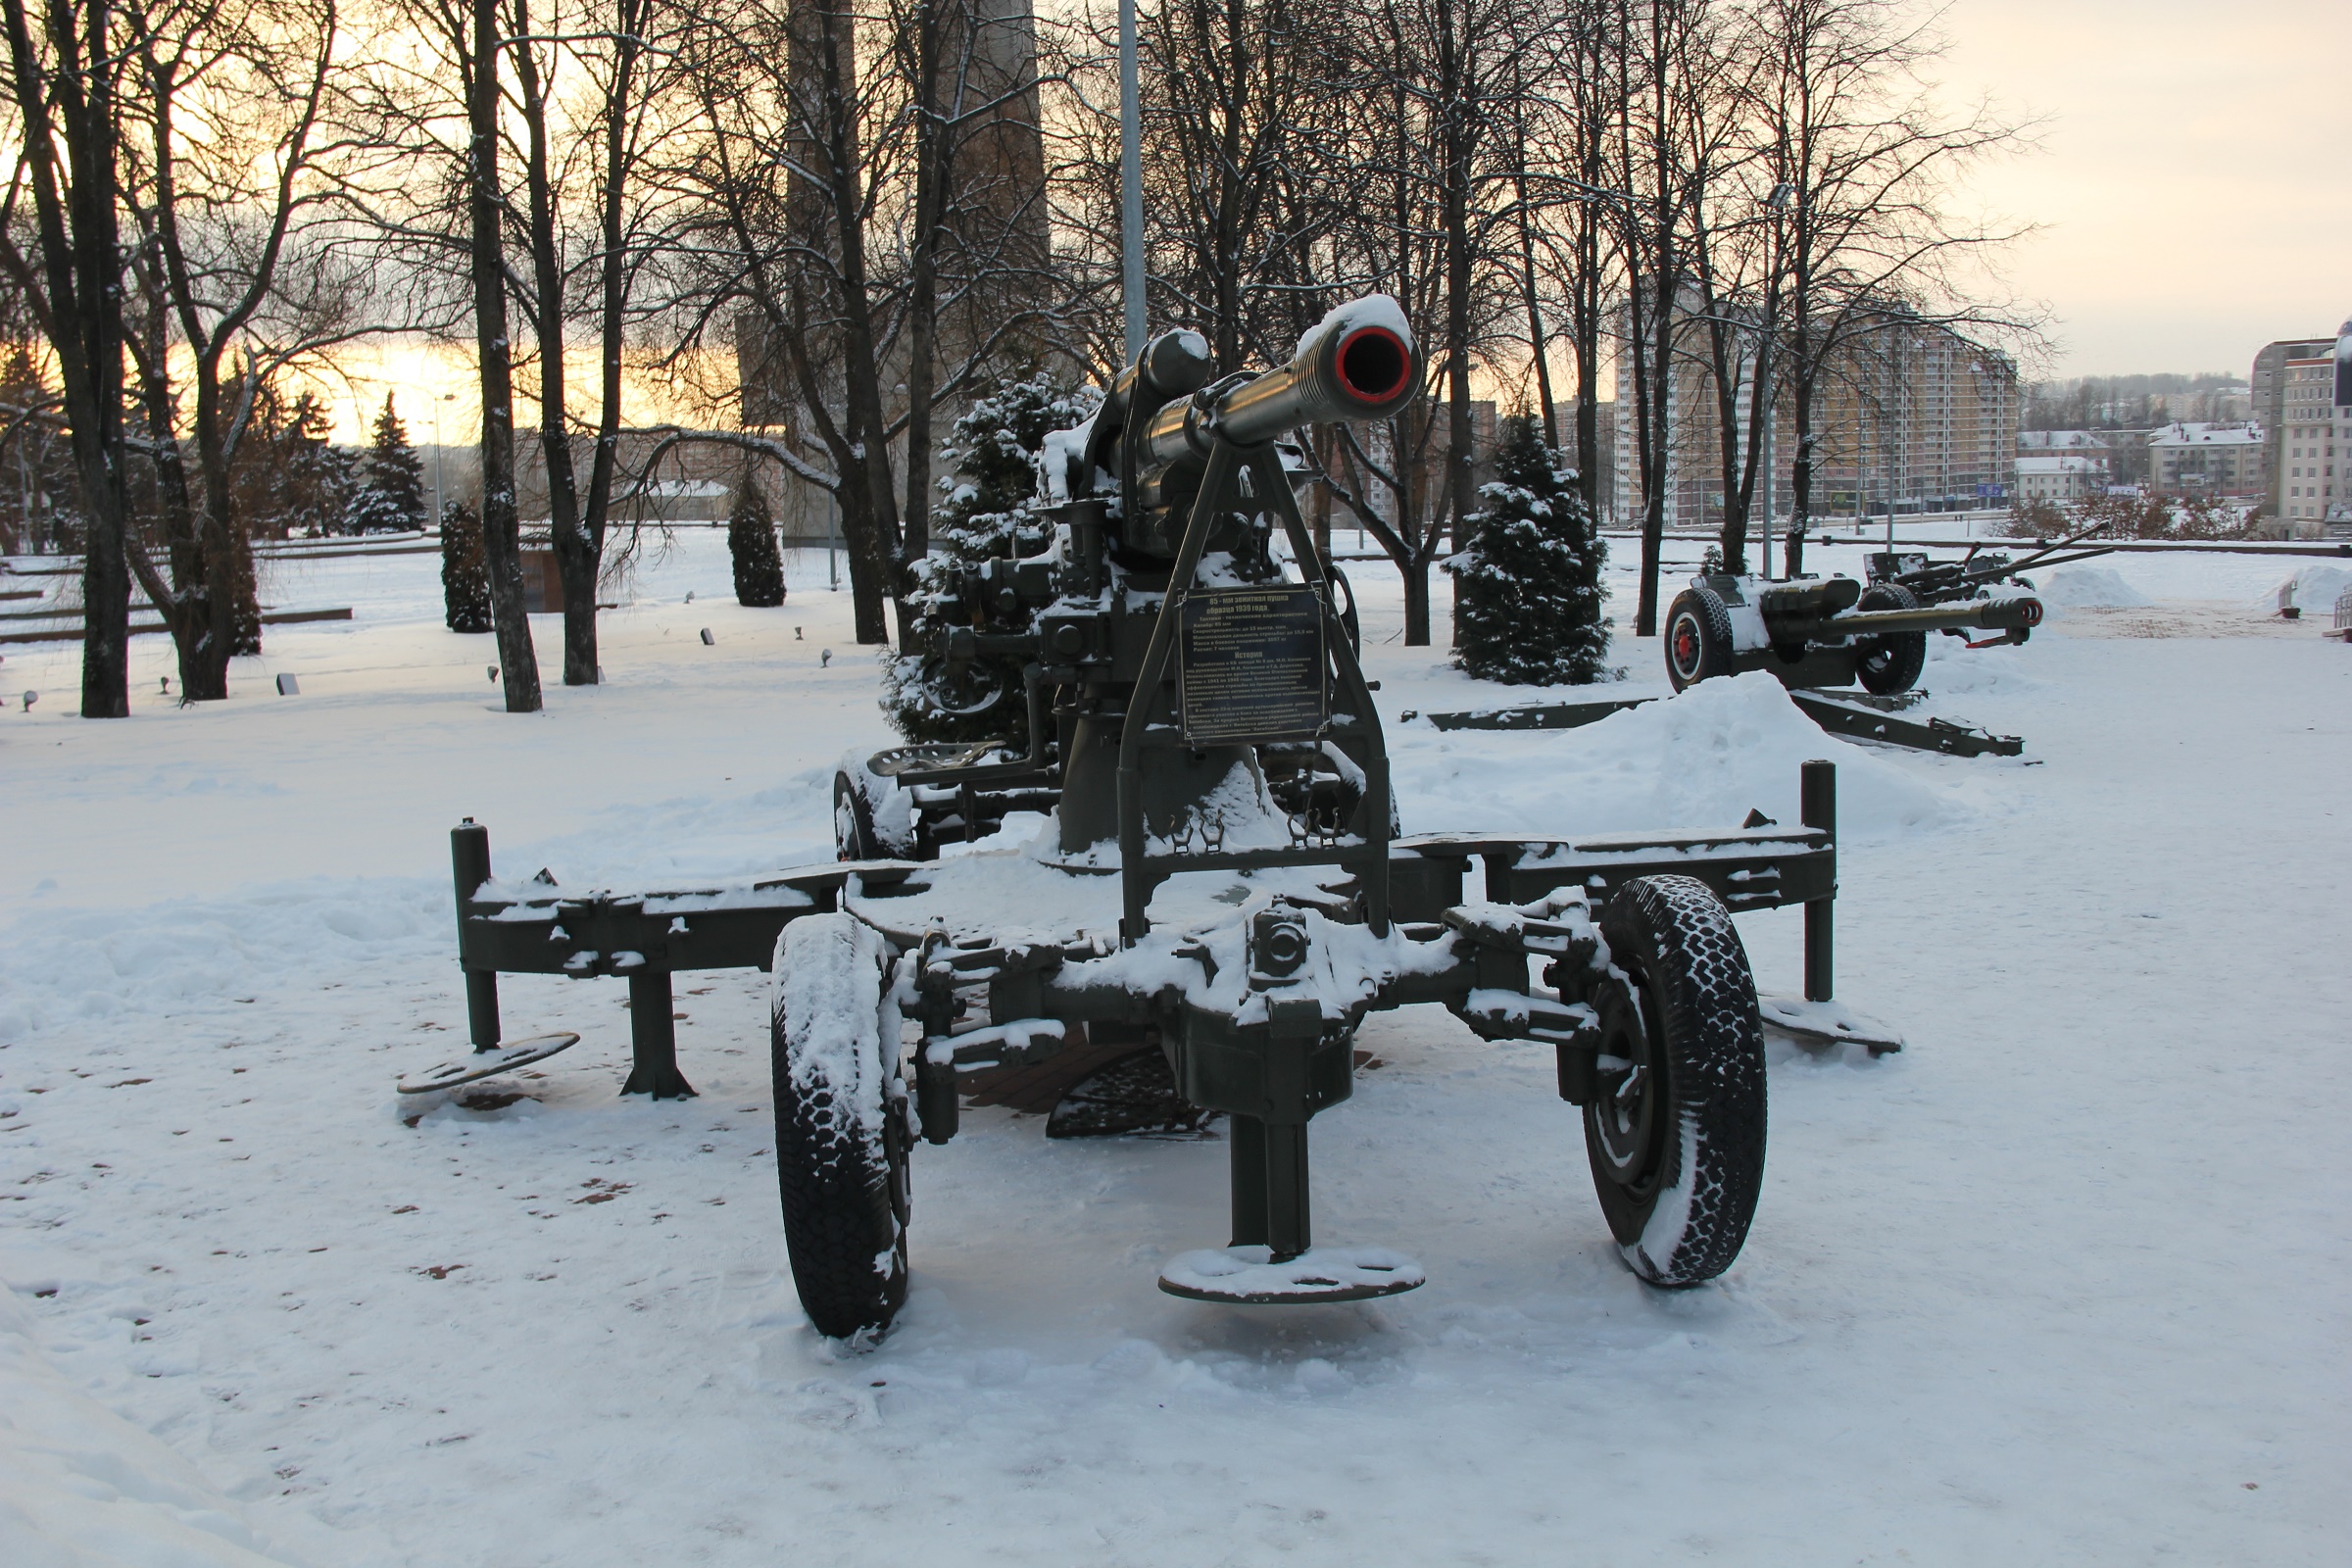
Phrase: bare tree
[
  {"left": 1751, "top": 0, "right": 2035, "bottom": 576},
  {"left": 655, "top": 0, "right": 1054, "bottom": 645},
  {"left": 0, "top": 0, "right": 135, "bottom": 715},
  {"left": 114, "top": 0, "right": 351, "bottom": 700},
  {"left": 1607, "top": 0, "right": 1718, "bottom": 637}
]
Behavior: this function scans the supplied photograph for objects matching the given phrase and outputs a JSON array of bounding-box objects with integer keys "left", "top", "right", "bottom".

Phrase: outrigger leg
[
  {"left": 1226, "top": 1115, "right": 1311, "bottom": 1258},
  {"left": 621, "top": 969, "right": 697, "bottom": 1100},
  {"left": 1162, "top": 1004, "right": 1421, "bottom": 1305}
]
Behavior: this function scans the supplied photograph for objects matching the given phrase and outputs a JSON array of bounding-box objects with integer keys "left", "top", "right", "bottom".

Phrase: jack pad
[
  {"left": 1158, "top": 1245, "right": 1425, "bottom": 1304},
  {"left": 399, "top": 1032, "right": 580, "bottom": 1095}
]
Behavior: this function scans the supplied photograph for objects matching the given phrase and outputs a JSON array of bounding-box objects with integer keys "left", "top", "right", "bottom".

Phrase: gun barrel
[
  {"left": 1828, "top": 595, "right": 2044, "bottom": 636},
  {"left": 1143, "top": 296, "right": 1418, "bottom": 467}
]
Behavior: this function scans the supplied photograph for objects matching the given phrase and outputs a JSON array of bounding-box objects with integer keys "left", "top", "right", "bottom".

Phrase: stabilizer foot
[{"left": 1157, "top": 1246, "right": 1425, "bottom": 1304}]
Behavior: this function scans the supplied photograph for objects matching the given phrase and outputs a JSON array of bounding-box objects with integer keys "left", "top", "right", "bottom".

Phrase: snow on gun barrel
[{"left": 1141, "top": 294, "right": 1419, "bottom": 467}]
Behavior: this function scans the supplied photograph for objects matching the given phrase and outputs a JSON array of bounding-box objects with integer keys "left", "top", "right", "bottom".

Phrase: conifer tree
[
  {"left": 441, "top": 499, "right": 493, "bottom": 632},
  {"left": 229, "top": 539, "right": 263, "bottom": 656},
  {"left": 1447, "top": 414, "right": 1613, "bottom": 684},
  {"left": 347, "top": 395, "right": 427, "bottom": 534},
  {"left": 884, "top": 372, "right": 1102, "bottom": 748},
  {"left": 727, "top": 477, "right": 787, "bottom": 606}
]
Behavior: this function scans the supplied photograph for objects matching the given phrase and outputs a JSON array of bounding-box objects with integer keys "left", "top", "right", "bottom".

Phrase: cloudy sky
[{"left": 1938, "top": 0, "right": 2351, "bottom": 378}]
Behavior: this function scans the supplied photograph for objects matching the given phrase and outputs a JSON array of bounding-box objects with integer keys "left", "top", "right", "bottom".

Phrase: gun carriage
[{"left": 445, "top": 298, "right": 1849, "bottom": 1339}]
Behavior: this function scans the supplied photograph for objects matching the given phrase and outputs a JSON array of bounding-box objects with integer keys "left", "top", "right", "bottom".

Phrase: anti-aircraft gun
[{"left": 443, "top": 297, "right": 1850, "bottom": 1340}]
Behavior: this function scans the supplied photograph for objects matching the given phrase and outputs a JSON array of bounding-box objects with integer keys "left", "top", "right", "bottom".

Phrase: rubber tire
[
  {"left": 833, "top": 770, "right": 882, "bottom": 860},
  {"left": 1584, "top": 874, "right": 1767, "bottom": 1286},
  {"left": 1664, "top": 587, "right": 1737, "bottom": 692},
  {"left": 771, "top": 914, "right": 912, "bottom": 1340},
  {"left": 1854, "top": 583, "right": 1928, "bottom": 696}
]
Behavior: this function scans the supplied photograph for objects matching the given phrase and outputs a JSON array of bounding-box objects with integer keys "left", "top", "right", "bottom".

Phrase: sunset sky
[
  {"left": 1936, "top": 0, "right": 2352, "bottom": 377},
  {"left": 318, "top": 0, "right": 2352, "bottom": 443}
]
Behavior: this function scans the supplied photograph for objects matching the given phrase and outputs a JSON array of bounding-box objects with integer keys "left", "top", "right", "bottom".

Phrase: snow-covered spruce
[
  {"left": 439, "top": 499, "right": 493, "bottom": 632},
  {"left": 883, "top": 372, "right": 1103, "bottom": 751},
  {"left": 1446, "top": 414, "right": 1613, "bottom": 685},
  {"left": 726, "top": 476, "right": 787, "bottom": 608},
  {"left": 769, "top": 913, "right": 911, "bottom": 1340},
  {"left": 343, "top": 393, "right": 428, "bottom": 536}
]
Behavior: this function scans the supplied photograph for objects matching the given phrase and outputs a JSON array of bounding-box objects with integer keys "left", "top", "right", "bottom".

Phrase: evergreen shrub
[{"left": 1446, "top": 414, "right": 1614, "bottom": 684}]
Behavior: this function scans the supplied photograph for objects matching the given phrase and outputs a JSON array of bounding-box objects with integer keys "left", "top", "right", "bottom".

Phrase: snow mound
[
  {"left": 1393, "top": 670, "right": 1966, "bottom": 844},
  {"left": 2261, "top": 565, "right": 2352, "bottom": 615},
  {"left": 0, "top": 1278, "right": 315, "bottom": 1567},
  {"left": 0, "top": 880, "right": 444, "bottom": 1043},
  {"left": 2035, "top": 567, "right": 2151, "bottom": 610}
]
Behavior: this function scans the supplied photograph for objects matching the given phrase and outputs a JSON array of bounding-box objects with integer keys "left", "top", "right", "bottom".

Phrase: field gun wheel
[
  {"left": 1663, "top": 587, "right": 1736, "bottom": 692},
  {"left": 833, "top": 771, "right": 884, "bottom": 861},
  {"left": 832, "top": 754, "right": 932, "bottom": 861},
  {"left": 770, "top": 913, "right": 913, "bottom": 1340},
  {"left": 1584, "top": 875, "right": 1767, "bottom": 1287},
  {"left": 1853, "top": 583, "right": 1929, "bottom": 696}
]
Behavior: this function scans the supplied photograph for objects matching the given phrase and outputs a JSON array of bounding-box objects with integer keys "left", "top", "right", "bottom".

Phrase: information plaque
[{"left": 1177, "top": 584, "right": 1328, "bottom": 746}]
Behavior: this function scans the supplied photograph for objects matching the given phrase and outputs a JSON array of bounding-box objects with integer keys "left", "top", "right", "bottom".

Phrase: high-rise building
[
  {"left": 2251, "top": 334, "right": 2335, "bottom": 518},
  {"left": 1611, "top": 296, "right": 2018, "bottom": 534},
  {"left": 2329, "top": 321, "right": 2352, "bottom": 532}
]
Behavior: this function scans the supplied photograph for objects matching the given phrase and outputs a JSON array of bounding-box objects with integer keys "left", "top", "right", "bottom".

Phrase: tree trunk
[
  {"left": 1399, "top": 555, "right": 1430, "bottom": 647},
  {"left": 469, "top": 0, "right": 541, "bottom": 711},
  {"left": 574, "top": 0, "right": 642, "bottom": 683},
  {"left": 2, "top": 0, "right": 134, "bottom": 714},
  {"left": 514, "top": 6, "right": 598, "bottom": 686},
  {"left": 1787, "top": 375, "right": 1816, "bottom": 578},
  {"left": 899, "top": 0, "right": 945, "bottom": 570}
]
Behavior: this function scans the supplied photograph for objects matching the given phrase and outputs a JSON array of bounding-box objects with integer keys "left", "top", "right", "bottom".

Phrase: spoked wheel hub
[
  {"left": 1669, "top": 622, "right": 1699, "bottom": 680},
  {"left": 1588, "top": 977, "right": 1665, "bottom": 1197}
]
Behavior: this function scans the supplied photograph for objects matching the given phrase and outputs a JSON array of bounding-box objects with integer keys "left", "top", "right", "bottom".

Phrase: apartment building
[
  {"left": 2146, "top": 422, "right": 2265, "bottom": 499},
  {"left": 1611, "top": 295, "right": 2017, "bottom": 532},
  {"left": 2014, "top": 453, "right": 2106, "bottom": 504},
  {"left": 2252, "top": 333, "right": 2337, "bottom": 517}
]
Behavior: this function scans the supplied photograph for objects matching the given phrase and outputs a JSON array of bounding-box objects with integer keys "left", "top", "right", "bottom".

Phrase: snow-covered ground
[{"left": 3, "top": 528, "right": 2347, "bottom": 1565}]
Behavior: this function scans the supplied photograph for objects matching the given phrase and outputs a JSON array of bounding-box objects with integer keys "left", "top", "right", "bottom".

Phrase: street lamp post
[
  {"left": 1119, "top": 0, "right": 1145, "bottom": 363},
  {"left": 1758, "top": 182, "right": 1794, "bottom": 579},
  {"left": 431, "top": 392, "right": 459, "bottom": 529}
]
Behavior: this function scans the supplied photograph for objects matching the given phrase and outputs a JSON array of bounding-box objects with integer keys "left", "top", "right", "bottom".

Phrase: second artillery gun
[
  {"left": 1662, "top": 568, "right": 2044, "bottom": 696},
  {"left": 444, "top": 297, "right": 1851, "bottom": 1340}
]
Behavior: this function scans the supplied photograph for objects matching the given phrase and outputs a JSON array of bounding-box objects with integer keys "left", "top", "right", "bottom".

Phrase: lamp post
[
  {"left": 1758, "top": 182, "right": 1794, "bottom": 579},
  {"left": 431, "top": 392, "right": 459, "bottom": 528},
  {"left": 1119, "top": 0, "right": 1145, "bottom": 363}
]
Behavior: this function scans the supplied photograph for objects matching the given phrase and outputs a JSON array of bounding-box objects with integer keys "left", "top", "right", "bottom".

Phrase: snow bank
[
  {"left": 2262, "top": 564, "right": 2352, "bottom": 616},
  {"left": 0, "top": 881, "right": 444, "bottom": 1043},
  {"left": 2034, "top": 567, "right": 2151, "bottom": 610},
  {"left": 1392, "top": 670, "right": 1966, "bottom": 844},
  {"left": 0, "top": 1277, "right": 313, "bottom": 1567}
]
